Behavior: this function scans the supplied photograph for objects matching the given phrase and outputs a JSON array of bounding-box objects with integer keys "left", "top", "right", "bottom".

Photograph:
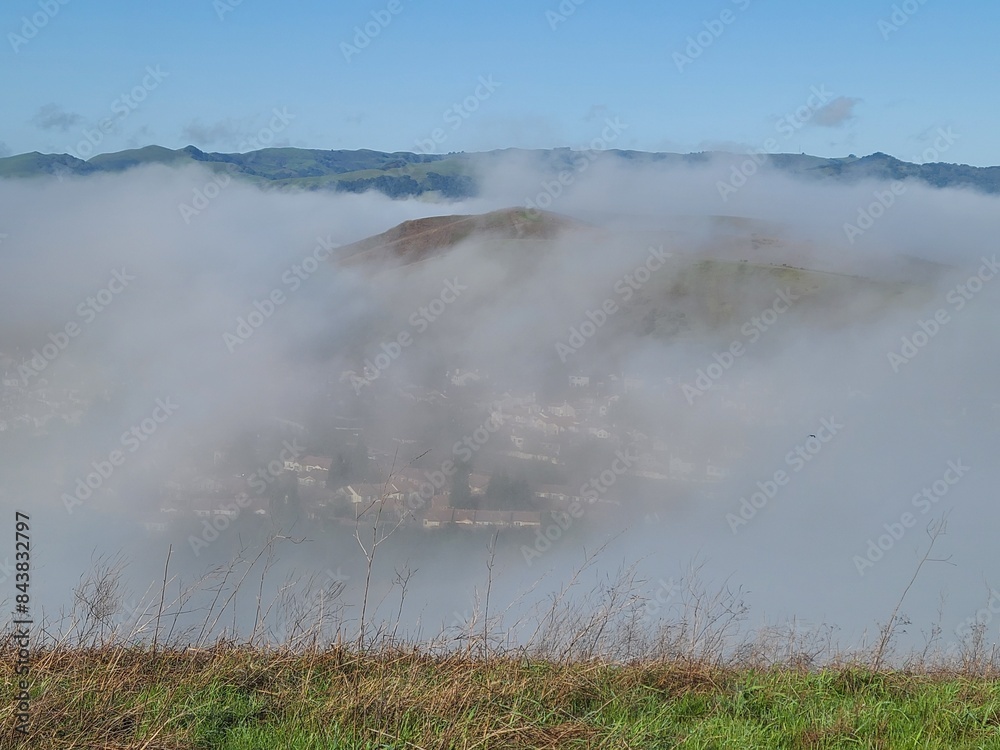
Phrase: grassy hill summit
[
  {"left": 338, "top": 207, "right": 591, "bottom": 268},
  {"left": 331, "top": 207, "right": 938, "bottom": 361}
]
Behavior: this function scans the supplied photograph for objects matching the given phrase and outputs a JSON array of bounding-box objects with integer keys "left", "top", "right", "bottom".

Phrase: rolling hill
[
  {"left": 335, "top": 207, "right": 937, "bottom": 348},
  {"left": 337, "top": 207, "right": 592, "bottom": 268},
  {"left": 2, "top": 145, "right": 998, "bottom": 200}
]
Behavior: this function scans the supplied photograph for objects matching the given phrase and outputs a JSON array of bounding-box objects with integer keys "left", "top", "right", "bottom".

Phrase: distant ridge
[{"left": 2, "top": 145, "right": 998, "bottom": 199}]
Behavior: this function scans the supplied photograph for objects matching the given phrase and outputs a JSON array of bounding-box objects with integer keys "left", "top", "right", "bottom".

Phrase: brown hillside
[{"left": 339, "top": 207, "right": 590, "bottom": 268}]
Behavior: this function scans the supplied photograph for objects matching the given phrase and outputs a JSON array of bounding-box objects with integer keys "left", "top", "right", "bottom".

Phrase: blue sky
[{"left": 2, "top": 0, "right": 996, "bottom": 165}]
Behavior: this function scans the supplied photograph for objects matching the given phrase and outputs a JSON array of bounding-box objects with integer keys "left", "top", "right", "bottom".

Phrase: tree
[
  {"left": 450, "top": 460, "right": 473, "bottom": 508},
  {"left": 326, "top": 440, "right": 370, "bottom": 488},
  {"left": 268, "top": 471, "right": 300, "bottom": 528},
  {"left": 484, "top": 470, "right": 533, "bottom": 510}
]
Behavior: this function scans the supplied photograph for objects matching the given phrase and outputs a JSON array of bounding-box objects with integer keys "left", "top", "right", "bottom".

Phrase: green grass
[{"left": 4, "top": 647, "right": 1000, "bottom": 749}]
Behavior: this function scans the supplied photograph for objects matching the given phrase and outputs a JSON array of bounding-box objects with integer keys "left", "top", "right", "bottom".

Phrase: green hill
[{"left": 3, "top": 145, "right": 999, "bottom": 199}]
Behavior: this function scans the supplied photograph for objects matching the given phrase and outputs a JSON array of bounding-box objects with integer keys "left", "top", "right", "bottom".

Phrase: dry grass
[
  {"left": 5, "top": 644, "right": 1000, "bottom": 749},
  {"left": 4, "top": 536, "right": 1000, "bottom": 748}
]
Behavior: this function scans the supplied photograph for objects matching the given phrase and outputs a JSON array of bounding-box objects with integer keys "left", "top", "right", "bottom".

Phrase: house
[
  {"left": 510, "top": 511, "right": 542, "bottom": 528},
  {"left": 297, "top": 472, "right": 327, "bottom": 487},
  {"left": 423, "top": 509, "right": 542, "bottom": 530},
  {"left": 548, "top": 402, "right": 576, "bottom": 418},
  {"left": 705, "top": 463, "right": 729, "bottom": 480},
  {"left": 505, "top": 406, "right": 532, "bottom": 425},
  {"left": 336, "top": 483, "right": 403, "bottom": 505},
  {"left": 301, "top": 456, "right": 333, "bottom": 472},
  {"left": 468, "top": 474, "right": 490, "bottom": 496},
  {"left": 473, "top": 510, "right": 511, "bottom": 529},
  {"left": 334, "top": 486, "right": 363, "bottom": 505},
  {"left": 504, "top": 444, "right": 560, "bottom": 465},
  {"left": 449, "top": 369, "right": 482, "bottom": 387},
  {"left": 287, "top": 456, "right": 332, "bottom": 473},
  {"left": 669, "top": 456, "right": 695, "bottom": 477},
  {"left": 423, "top": 509, "right": 454, "bottom": 529},
  {"left": 536, "top": 485, "right": 572, "bottom": 503},
  {"left": 631, "top": 454, "right": 669, "bottom": 480},
  {"left": 539, "top": 442, "right": 561, "bottom": 458},
  {"left": 531, "top": 413, "right": 575, "bottom": 436},
  {"left": 569, "top": 375, "right": 590, "bottom": 388},
  {"left": 536, "top": 485, "right": 580, "bottom": 509}
]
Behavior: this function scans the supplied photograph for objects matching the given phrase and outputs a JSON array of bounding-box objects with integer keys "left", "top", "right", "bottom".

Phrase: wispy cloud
[
  {"left": 31, "top": 103, "right": 84, "bottom": 132},
  {"left": 812, "top": 96, "right": 861, "bottom": 128}
]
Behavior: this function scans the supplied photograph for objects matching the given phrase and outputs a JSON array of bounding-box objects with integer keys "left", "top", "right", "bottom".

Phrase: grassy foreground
[{"left": 4, "top": 646, "right": 1000, "bottom": 749}]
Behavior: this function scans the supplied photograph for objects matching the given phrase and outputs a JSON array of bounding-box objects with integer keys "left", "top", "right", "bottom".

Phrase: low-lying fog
[{"left": 2, "top": 152, "right": 998, "bottom": 660}]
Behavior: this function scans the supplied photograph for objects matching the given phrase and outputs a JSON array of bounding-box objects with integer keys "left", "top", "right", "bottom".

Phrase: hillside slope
[{"left": 3, "top": 145, "right": 998, "bottom": 199}]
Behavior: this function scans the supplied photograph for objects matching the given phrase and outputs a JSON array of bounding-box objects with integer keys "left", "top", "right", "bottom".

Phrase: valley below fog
[{"left": 1, "top": 154, "right": 998, "bottom": 660}]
